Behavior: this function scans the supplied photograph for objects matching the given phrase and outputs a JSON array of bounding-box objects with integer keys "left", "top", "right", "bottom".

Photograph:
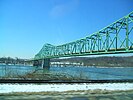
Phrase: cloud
[{"left": 50, "top": 0, "right": 79, "bottom": 18}]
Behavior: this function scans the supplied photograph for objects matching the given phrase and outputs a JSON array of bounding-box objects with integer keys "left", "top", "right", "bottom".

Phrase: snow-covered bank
[{"left": 0, "top": 83, "right": 133, "bottom": 93}]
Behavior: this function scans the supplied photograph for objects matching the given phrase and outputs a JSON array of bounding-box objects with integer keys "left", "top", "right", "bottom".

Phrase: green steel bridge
[{"left": 33, "top": 11, "right": 133, "bottom": 68}]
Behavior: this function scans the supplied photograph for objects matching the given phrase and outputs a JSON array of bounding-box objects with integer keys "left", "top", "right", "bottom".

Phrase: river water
[{"left": 0, "top": 64, "right": 133, "bottom": 80}]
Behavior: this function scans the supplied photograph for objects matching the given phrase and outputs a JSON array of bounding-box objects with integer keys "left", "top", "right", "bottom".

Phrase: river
[{"left": 0, "top": 64, "right": 133, "bottom": 80}]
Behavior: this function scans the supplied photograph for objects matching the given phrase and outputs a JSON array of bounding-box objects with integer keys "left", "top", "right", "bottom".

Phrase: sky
[{"left": 0, "top": 0, "right": 133, "bottom": 59}]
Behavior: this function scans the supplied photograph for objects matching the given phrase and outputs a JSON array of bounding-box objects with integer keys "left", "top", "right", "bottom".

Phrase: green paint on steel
[{"left": 34, "top": 11, "right": 133, "bottom": 60}]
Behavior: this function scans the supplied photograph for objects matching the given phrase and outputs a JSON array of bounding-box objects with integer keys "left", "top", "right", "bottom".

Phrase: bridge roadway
[{"left": 31, "top": 11, "right": 133, "bottom": 69}]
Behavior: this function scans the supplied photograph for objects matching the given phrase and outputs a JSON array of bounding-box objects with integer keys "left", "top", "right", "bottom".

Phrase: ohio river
[{"left": 0, "top": 65, "right": 133, "bottom": 80}]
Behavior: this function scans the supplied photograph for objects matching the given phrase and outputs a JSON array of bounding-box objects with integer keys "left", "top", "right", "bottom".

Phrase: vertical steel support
[
  {"left": 41, "top": 59, "right": 44, "bottom": 68},
  {"left": 93, "top": 37, "right": 96, "bottom": 51},
  {"left": 99, "top": 34, "right": 102, "bottom": 50},
  {"left": 106, "top": 32, "right": 109, "bottom": 51},
  {"left": 91, "top": 38, "right": 93, "bottom": 51},
  {"left": 126, "top": 17, "right": 129, "bottom": 51},
  {"left": 116, "top": 25, "right": 118, "bottom": 50},
  {"left": 98, "top": 35, "right": 100, "bottom": 51}
]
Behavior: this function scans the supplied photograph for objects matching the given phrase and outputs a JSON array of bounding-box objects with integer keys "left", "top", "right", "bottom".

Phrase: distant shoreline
[
  {"left": 0, "top": 63, "right": 132, "bottom": 68},
  {"left": 51, "top": 56, "right": 133, "bottom": 68},
  {"left": 51, "top": 65, "right": 133, "bottom": 68}
]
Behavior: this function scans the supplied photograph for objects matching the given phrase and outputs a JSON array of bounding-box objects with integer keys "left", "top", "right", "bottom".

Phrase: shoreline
[
  {"left": 0, "top": 64, "right": 132, "bottom": 68},
  {"left": 52, "top": 65, "right": 133, "bottom": 68}
]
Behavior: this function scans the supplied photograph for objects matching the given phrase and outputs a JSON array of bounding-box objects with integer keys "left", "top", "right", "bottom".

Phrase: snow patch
[{"left": 0, "top": 83, "right": 133, "bottom": 93}]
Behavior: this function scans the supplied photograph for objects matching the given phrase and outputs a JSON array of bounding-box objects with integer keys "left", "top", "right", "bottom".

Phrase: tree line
[
  {"left": 0, "top": 57, "right": 26, "bottom": 65},
  {"left": 51, "top": 56, "right": 133, "bottom": 67}
]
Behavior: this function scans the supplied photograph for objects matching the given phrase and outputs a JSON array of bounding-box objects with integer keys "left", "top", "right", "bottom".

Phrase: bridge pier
[
  {"left": 41, "top": 59, "right": 50, "bottom": 70},
  {"left": 33, "top": 60, "right": 40, "bottom": 66},
  {"left": 33, "top": 59, "right": 50, "bottom": 70}
]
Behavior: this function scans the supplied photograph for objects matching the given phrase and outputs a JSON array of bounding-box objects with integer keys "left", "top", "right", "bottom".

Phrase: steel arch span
[{"left": 35, "top": 11, "right": 133, "bottom": 60}]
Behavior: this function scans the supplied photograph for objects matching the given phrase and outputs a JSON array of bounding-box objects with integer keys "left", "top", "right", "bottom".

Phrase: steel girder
[{"left": 35, "top": 11, "right": 133, "bottom": 60}]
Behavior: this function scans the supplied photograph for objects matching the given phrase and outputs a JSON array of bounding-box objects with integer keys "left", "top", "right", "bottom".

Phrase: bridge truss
[{"left": 35, "top": 11, "right": 133, "bottom": 59}]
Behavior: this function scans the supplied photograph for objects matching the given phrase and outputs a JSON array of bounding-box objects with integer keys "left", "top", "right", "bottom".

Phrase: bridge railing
[{"left": 35, "top": 11, "right": 133, "bottom": 59}]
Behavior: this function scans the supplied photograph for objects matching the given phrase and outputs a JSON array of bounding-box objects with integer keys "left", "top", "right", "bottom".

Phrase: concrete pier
[
  {"left": 41, "top": 59, "right": 50, "bottom": 70},
  {"left": 32, "top": 59, "right": 50, "bottom": 70},
  {"left": 33, "top": 60, "right": 39, "bottom": 66}
]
